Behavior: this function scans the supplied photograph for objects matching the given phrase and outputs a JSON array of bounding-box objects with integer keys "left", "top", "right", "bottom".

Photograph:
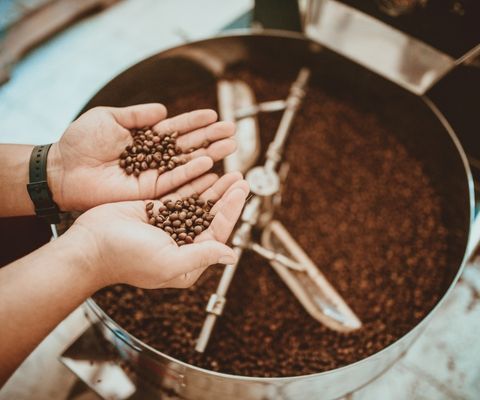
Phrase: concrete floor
[{"left": 1, "top": 1, "right": 480, "bottom": 399}]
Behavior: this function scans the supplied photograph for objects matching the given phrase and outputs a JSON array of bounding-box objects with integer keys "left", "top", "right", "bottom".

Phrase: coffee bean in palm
[
  {"left": 118, "top": 128, "right": 186, "bottom": 177},
  {"left": 145, "top": 195, "right": 215, "bottom": 245}
]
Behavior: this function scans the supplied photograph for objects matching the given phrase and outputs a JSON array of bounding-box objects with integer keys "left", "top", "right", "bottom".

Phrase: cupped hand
[
  {"left": 48, "top": 104, "right": 236, "bottom": 211},
  {"left": 67, "top": 172, "right": 249, "bottom": 289}
]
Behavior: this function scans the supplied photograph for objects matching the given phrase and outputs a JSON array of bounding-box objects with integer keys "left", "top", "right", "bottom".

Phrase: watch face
[{"left": 246, "top": 166, "right": 280, "bottom": 196}]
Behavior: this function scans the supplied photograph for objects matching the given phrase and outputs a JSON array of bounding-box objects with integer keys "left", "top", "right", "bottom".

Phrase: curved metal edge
[{"left": 82, "top": 31, "right": 475, "bottom": 386}]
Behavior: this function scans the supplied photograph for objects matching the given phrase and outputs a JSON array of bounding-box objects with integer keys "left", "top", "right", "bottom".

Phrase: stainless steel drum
[{"left": 74, "top": 30, "right": 473, "bottom": 400}]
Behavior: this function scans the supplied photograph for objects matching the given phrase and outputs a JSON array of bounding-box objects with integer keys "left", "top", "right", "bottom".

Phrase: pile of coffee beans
[
  {"left": 95, "top": 67, "right": 464, "bottom": 377},
  {"left": 146, "top": 195, "right": 215, "bottom": 246},
  {"left": 119, "top": 128, "right": 187, "bottom": 176}
]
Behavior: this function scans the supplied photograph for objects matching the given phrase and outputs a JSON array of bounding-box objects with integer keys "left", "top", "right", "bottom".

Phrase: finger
[
  {"left": 209, "top": 179, "right": 250, "bottom": 214},
  {"left": 104, "top": 103, "right": 167, "bottom": 129},
  {"left": 176, "top": 121, "right": 235, "bottom": 150},
  {"left": 182, "top": 138, "right": 237, "bottom": 163},
  {"left": 154, "top": 156, "right": 213, "bottom": 196},
  {"left": 200, "top": 172, "right": 243, "bottom": 202},
  {"left": 153, "top": 109, "right": 217, "bottom": 135},
  {"left": 197, "top": 186, "right": 249, "bottom": 243},
  {"left": 163, "top": 241, "right": 237, "bottom": 276},
  {"left": 160, "top": 173, "right": 218, "bottom": 202}
]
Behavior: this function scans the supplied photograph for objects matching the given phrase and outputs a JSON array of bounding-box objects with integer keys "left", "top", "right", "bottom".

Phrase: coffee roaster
[{"left": 58, "top": 1, "right": 480, "bottom": 398}]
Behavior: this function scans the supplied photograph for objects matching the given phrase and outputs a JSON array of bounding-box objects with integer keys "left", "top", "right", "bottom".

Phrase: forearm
[
  {"left": 0, "top": 229, "right": 102, "bottom": 385},
  {"left": 0, "top": 145, "right": 34, "bottom": 216}
]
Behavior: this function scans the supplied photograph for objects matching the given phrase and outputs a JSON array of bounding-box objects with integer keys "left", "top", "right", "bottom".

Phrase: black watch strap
[{"left": 27, "top": 144, "right": 60, "bottom": 224}]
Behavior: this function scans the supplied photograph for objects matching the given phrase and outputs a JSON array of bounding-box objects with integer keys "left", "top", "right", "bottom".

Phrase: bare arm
[
  {"left": 0, "top": 145, "right": 33, "bottom": 216},
  {"left": 0, "top": 228, "right": 99, "bottom": 383},
  {"left": 0, "top": 104, "right": 236, "bottom": 216},
  {"left": 0, "top": 174, "right": 249, "bottom": 385}
]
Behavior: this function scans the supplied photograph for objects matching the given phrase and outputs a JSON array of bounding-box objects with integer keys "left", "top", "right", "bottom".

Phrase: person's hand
[
  {"left": 65, "top": 172, "right": 249, "bottom": 289},
  {"left": 47, "top": 104, "right": 236, "bottom": 211}
]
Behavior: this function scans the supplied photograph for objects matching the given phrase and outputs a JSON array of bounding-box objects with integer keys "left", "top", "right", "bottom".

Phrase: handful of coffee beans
[
  {"left": 119, "top": 127, "right": 188, "bottom": 177},
  {"left": 146, "top": 194, "right": 215, "bottom": 246}
]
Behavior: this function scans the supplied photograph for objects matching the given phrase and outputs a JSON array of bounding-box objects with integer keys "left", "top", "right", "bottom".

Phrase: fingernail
[{"left": 218, "top": 254, "right": 237, "bottom": 265}]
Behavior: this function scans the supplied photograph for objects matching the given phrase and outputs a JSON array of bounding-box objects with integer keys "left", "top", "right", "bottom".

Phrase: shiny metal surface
[
  {"left": 218, "top": 79, "right": 260, "bottom": 174},
  {"left": 262, "top": 220, "right": 362, "bottom": 331},
  {"left": 73, "top": 32, "right": 474, "bottom": 399},
  {"left": 304, "top": 0, "right": 455, "bottom": 95}
]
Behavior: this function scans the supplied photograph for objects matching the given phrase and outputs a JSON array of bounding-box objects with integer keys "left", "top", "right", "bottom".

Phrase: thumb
[{"left": 170, "top": 241, "right": 237, "bottom": 275}]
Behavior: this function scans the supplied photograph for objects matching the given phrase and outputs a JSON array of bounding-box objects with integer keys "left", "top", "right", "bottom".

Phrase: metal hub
[{"left": 246, "top": 166, "right": 280, "bottom": 197}]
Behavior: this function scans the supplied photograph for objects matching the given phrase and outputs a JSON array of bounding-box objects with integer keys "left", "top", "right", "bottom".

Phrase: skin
[{"left": 0, "top": 104, "right": 249, "bottom": 385}]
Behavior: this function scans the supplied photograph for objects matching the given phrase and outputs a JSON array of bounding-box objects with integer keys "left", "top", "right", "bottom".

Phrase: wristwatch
[{"left": 26, "top": 144, "right": 60, "bottom": 224}]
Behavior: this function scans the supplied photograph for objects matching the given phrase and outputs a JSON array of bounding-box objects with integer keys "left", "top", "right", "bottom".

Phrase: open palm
[
  {"left": 49, "top": 104, "right": 236, "bottom": 211},
  {"left": 73, "top": 171, "right": 249, "bottom": 289}
]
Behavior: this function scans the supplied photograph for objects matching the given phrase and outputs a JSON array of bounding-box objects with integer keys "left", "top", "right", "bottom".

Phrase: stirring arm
[{"left": 195, "top": 68, "right": 311, "bottom": 353}]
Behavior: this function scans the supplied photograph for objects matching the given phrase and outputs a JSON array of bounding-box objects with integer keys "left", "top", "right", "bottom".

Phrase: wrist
[
  {"left": 46, "top": 143, "right": 65, "bottom": 211},
  {"left": 59, "top": 225, "right": 108, "bottom": 292}
]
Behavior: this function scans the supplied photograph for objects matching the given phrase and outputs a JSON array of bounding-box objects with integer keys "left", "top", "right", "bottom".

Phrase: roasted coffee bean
[
  {"left": 125, "top": 165, "right": 133, "bottom": 175},
  {"left": 144, "top": 194, "right": 215, "bottom": 246},
  {"left": 133, "top": 168, "right": 140, "bottom": 177},
  {"left": 148, "top": 217, "right": 155, "bottom": 225},
  {"left": 119, "top": 128, "right": 188, "bottom": 177}
]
